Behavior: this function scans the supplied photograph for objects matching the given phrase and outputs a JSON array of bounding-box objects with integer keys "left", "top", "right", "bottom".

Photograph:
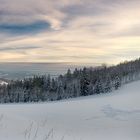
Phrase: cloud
[
  {"left": 0, "top": 0, "right": 140, "bottom": 63},
  {"left": 0, "top": 46, "right": 41, "bottom": 52}
]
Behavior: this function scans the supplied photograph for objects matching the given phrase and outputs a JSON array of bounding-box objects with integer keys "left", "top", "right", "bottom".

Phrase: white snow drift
[
  {"left": 0, "top": 81, "right": 140, "bottom": 140},
  {"left": 0, "top": 80, "right": 8, "bottom": 85}
]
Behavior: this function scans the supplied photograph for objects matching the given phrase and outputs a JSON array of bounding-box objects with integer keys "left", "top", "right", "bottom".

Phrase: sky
[{"left": 0, "top": 0, "right": 140, "bottom": 64}]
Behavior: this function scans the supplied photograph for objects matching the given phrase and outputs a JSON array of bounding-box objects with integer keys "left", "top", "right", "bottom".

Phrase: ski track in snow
[
  {"left": 102, "top": 104, "right": 140, "bottom": 121},
  {"left": 0, "top": 80, "right": 140, "bottom": 140}
]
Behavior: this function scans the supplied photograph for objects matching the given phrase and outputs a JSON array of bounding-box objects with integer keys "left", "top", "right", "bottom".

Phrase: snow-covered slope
[{"left": 0, "top": 81, "right": 140, "bottom": 140}]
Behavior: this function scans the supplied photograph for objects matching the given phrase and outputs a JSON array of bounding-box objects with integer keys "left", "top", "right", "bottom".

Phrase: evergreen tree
[{"left": 114, "top": 76, "right": 121, "bottom": 90}]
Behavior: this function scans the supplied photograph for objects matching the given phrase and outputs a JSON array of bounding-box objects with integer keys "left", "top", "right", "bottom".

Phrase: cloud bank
[{"left": 0, "top": 0, "right": 140, "bottom": 64}]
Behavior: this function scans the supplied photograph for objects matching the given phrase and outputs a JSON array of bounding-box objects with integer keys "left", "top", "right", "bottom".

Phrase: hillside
[
  {"left": 0, "top": 80, "right": 139, "bottom": 140},
  {"left": 1, "top": 58, "right": 140, "bottom": 103}
]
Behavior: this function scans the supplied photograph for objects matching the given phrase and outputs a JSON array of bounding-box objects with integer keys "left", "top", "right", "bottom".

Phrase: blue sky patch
[{"left": 0, "top": 21, "right": 50, "bottom": 35}]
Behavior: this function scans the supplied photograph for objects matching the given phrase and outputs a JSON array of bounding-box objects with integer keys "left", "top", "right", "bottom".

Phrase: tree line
[{"left": 0, "top": 58, "right": 140, "bottom": 103}]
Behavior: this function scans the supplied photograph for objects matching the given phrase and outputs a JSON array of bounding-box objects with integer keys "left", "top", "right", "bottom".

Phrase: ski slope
[{"left": 0, "top": 81, "right": 140, "bottom": 140}]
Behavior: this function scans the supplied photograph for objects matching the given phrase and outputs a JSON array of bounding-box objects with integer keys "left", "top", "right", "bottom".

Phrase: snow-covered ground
[
  {"left": 0, "top": 79, "right": 8, "bottom": 85},
  {"left": 0, "top": 81, "right": 140, "bottom": 140}
]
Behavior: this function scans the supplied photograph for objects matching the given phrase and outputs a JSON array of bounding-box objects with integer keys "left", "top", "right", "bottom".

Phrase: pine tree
[
  {"left": 94, "top": 80, "right": 103, "bottom": 94},
  {"left": 114, "top": 76, "right": 121, "bottom": 90},
  {"left": 104, "top": 76, "right": 112, "bottom": 93}
]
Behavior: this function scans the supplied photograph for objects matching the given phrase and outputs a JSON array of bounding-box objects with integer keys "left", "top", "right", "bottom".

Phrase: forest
[{"left": 0, "top": 58, "right": 140, "bottom": 103}]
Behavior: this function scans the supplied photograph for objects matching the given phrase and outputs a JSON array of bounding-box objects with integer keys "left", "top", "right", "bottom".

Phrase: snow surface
[
  {"left": 0, "top": 81, "right": 140, "bottom": 140},
  {"left": 0, "top": 80, "right": 8, "bottom": 85}
]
